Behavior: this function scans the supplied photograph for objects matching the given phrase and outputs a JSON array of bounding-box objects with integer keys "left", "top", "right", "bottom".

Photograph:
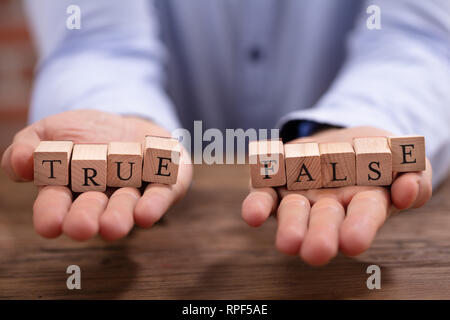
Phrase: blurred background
[{"left": 0, "top": 0, "right": 35, "bottom": 153}]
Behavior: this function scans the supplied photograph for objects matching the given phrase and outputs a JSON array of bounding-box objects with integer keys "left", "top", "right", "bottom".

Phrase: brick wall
[{"left": 0, "top": 0, "right": 36, "bottom": 152}]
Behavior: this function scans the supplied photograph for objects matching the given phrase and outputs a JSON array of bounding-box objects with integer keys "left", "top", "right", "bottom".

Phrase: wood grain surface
[
  {"left": 354, "top": 137, "right": 392, "bottom": 186},
  {"left": 107, "top": 142, "right": 143, "bottom": 188},
  {"left": 33, "top": 141, "right": 73, "bottom": 186},
  {"left": 319, "top": 142, "right": 356, "bottom": 188},
  {"left": 285, "top": 142, "right": 321, "bottom": 190},
  {"left": 249, "top": 140, "right": 286, "bottom": 188},
  {"left": 142, "top": 136, "right": 180, "bottom": 185},
  {"left": 71, "top": 144, "right": 108, "bottom": 193},
  {"left": 0, "top": 164, "right": 449, "bottom": 299}
]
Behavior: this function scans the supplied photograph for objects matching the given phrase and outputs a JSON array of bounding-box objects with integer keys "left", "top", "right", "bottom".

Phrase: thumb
[{"left": 1, "top": 123, "right": 42, "bottom": 182}]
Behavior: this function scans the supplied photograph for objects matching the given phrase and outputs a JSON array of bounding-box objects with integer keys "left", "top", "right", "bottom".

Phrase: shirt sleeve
[
  {"left": 277, "top": 0, "right": 450, "bottom": 186},
  {"left": 24, "top": 0, "right": 181, "bottom": 133}
]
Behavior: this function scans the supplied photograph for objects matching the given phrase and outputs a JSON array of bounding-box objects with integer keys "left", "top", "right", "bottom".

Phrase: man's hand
[
  {"left": 1, "top": 110, "right": 193, "bottom": 241},
  {"left": 242, "top": 126, "right": 432, "bottom": 266}
]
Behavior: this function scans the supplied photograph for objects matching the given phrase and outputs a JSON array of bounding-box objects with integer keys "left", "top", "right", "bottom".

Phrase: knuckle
[
  {"left": 112, "top": 187, "right": 140, "bottom": 200},
  {"left": 280, "top": 194, "right": 310, "bottom": 209},
  {"left": 353, "top": 189, "right": 388, "bottom": 207},
  {"left": 311, "top": 199, "right": 343, "bottom": 215}
]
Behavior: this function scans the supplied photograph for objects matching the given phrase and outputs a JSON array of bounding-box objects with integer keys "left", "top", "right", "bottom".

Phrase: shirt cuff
[
  {"left": 280, "top": 119, "right": 341, "bottom": 142},
  {"left": 276, "top": 104, "right": 405, "bottom": 137}
]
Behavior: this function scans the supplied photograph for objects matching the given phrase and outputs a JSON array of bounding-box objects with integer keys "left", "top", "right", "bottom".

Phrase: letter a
[
  {"left": 66, "top": 265, "right": 81, "bottom": 290},
  {"left": 366, "top": 5, "right": 381, "bottom": 30},
  {"left": 366, "top": 265, "right": 381, "bottom": 289},
  {"left": 66, "top": 5, "right": 81, "bottom": 30}
]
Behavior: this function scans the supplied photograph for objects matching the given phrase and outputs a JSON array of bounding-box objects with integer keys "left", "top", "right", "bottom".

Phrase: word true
[
  {"left": 33, "top": 136, "right": 181, "bottom": 193},
  {"left": 249, "top": 136, "right": 425, "bottom": 190}
]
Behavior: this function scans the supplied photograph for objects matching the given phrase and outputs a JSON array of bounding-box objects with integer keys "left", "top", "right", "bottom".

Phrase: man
[{"left": 2, "top": 0, "right": 448, "bottom": 266}]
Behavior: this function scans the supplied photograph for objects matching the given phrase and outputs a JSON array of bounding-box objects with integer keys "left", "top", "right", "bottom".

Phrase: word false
[{"left": 249, "top": 136, "right": 425, "bottom": 190}]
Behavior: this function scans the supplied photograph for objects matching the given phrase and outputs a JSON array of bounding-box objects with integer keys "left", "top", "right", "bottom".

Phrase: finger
[
  {"left": 134, "top": 183, "right": 177, "bottom": 227},
  {"left": 391, "top": 158, "right": 432, "bottom": 210},
  {"left": 1, "top": 125, "right": 42, "bottom": 182},
  {"left": 62, "top": 191, "right": 108, "bottom": 241},
  {"left": 300, "top": 197, "right": 345, "bottom": 266},
  {"left": 275, "top": 194, "right": 310, "bottom": 255},
  {"left": 99, "top": 187, "right": 140, "bottom": 241},
  {"left": 134, "top": 152, "right": 192, "bottom": 228},
  {"left": 33, "top": 186, "right": 72, "bottom": 238},
  {"left": 241, "top": 187, "right": 278, "bottom": 227},
  {"left": 340, "top": 189, "right": 390, "bottom": 256},
  {"left": 278, "top": 186, "right": 362, "bottom": 209}
]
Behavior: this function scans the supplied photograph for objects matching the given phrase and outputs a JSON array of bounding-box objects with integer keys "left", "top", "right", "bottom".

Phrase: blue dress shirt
[{"left": 24, "top": 0, "right": 450, "bottom": 186}]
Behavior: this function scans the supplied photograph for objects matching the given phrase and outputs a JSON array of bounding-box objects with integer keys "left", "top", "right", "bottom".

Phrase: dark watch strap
[{"left": 280, "top": 120, "right": 341, "bottom": 143}]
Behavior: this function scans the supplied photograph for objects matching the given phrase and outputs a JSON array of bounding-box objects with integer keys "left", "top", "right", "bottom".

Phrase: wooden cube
[
  {"left": 71, "top": 144, "right": 108, "bottom": 192},
  {"left": 33, "top": 141, "right": 73, "bottom": 186},
  {"left": 354, "top": 137, "right": 392, "bottom": 186},
  {"left": 319, "top": 142, "right": 356, "bottom": 188},
  {"left": 249, "top": 139, "right": 286, "bottom": 188},
  {"left": 107, "top": 142, "right": 143, "bottom": 188},
  {"left": 285, "top": 142, "right": 321, "bottom": 190},
  {"left": 142, "top": 136, "right": 181, "bottom": 185},
  {"left": 388, "top": 135, "right": 425, "bottom": 172}
]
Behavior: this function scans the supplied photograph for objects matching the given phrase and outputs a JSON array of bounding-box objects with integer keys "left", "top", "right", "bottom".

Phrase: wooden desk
[{"left": 1, "top": 164, "right": 449, "bottom": 299}]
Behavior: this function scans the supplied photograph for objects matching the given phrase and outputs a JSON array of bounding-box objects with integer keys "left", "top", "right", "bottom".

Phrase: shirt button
[{"left": 248, "top": 47, "right": 263, "bottom": 62}]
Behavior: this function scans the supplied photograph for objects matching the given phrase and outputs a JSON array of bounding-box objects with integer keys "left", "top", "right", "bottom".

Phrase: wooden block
[
  {"left": 285, "top": 142, "right": 321, "bottom": 190},
  {"left": 71, "top": 144, "right": 108, "bottom": 192},
  {"left": 388, "top": 135, "right": 425, "bottom": 172},
  {"left": 319, "top": 142, "right": 356, "bottom": 188},
  {"left": 33, "top": 141, "right": 73, "bottom": 186},
  {"left": 107, "top": 142, "right": 143, "bottom": 188},
  {"left": 142, "top": 136, "right": 181, "bottom": 185},
  {"left": 249, "top": 139, "right": 286, "bottom": 188},
  {"left": 354, "top": 137, "right": 392, "bottom": 186}
]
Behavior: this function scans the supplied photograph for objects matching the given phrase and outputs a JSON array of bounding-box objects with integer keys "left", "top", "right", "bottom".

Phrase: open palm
[
  {"left": 1, "top": 110, "right": 193, "bottom": 241},
  {"left": 242, "top": 126, "right": 432, "bottom": 266}
]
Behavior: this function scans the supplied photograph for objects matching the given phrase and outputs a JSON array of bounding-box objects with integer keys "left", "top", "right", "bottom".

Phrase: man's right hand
[{"left": 1, "top": 110, "right": 193, "bottom": 241}]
